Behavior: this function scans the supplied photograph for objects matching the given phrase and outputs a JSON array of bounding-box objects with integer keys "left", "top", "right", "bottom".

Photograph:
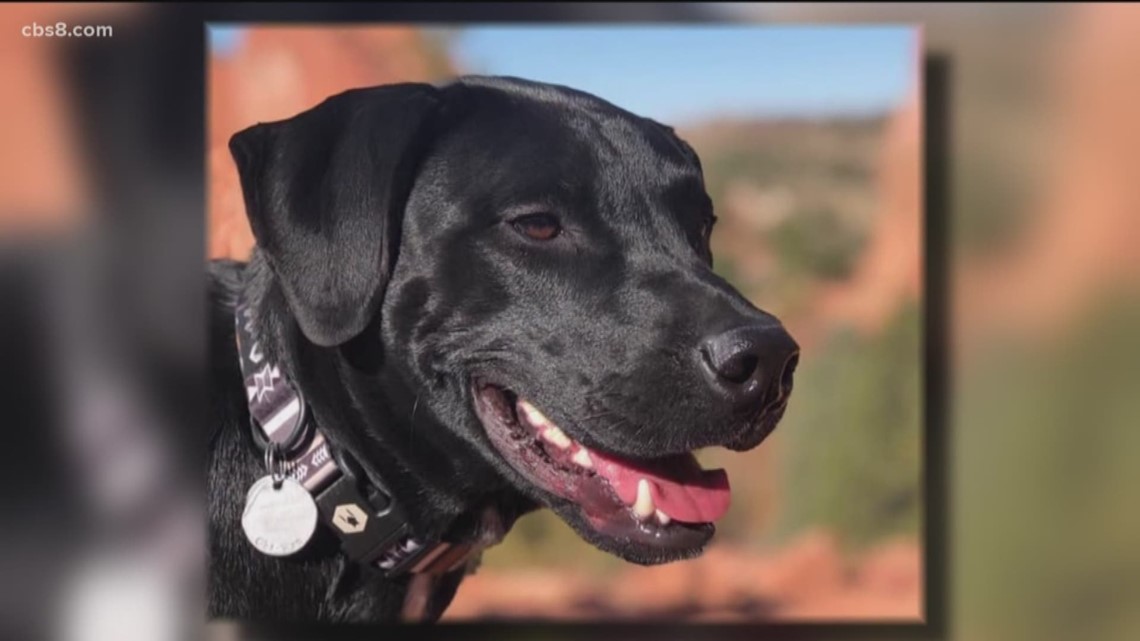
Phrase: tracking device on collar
[{"left": 234, "top": 297, "right": 477, "bottom": 577}]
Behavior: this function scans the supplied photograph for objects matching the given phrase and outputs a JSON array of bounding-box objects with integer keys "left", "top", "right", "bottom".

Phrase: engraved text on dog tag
[{"left": 242, "top": 476, "right": 318, "bottom": 557}]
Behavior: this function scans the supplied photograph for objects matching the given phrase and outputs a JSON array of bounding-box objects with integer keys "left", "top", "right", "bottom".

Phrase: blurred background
[
  {"left": 207, "top": 24, "right": 923, "bottom": 622},
  {"left": 0, "top": 3, "right": 1138, "bottom": 641}
]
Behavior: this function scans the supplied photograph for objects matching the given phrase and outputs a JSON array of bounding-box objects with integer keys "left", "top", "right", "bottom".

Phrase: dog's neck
[{"left": 237, "top": 250, "right": 525, "bottom": 546}]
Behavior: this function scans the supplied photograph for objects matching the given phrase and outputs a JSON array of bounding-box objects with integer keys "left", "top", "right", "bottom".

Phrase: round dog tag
[{"left": 242, "top": 476, "right": 318, "bottom": 557}]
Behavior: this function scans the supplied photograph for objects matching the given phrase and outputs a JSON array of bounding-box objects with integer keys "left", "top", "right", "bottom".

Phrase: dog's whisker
[
  {"left": 410, "top": 393, "right": 421, "bottom": 421},
  {"left": 409, "top": 392, "right": 422, "bottom": 448}
]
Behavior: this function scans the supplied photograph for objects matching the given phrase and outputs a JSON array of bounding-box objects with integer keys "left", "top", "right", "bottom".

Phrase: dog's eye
[{"left": 511, "top": 213, "right": 562, "bottom": 241}]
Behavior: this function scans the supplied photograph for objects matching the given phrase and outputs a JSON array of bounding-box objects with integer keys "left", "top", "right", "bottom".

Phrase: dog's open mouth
[{"left": 472, "top": 381, "right": 730, "bottom": 559}]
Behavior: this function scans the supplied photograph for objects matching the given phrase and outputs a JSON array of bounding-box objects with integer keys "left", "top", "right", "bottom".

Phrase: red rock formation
[
  {"left": 815, "top": 37, "right": 923, "bottom": 336},
  {"left": 956, "top": 4, "right": 1140, "bottom": 342},
  {"left": 0, "top": 3, "right": 137, "bottom": 227},
  {"left": 443, "top": 532, "right": 921, "bottom": 621}
]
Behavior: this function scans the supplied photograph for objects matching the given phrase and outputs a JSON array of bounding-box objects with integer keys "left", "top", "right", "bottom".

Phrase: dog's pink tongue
[{"left": 589, "top": 450, "right": 730, "bottom": 523}]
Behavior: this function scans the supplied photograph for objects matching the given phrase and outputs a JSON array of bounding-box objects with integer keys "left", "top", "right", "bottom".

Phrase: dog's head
[{"left": 230, "top": 76, "right": 798, "bottom": 565}]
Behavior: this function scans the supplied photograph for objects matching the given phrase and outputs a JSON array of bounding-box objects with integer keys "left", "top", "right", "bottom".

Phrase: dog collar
[{"left": 233, "top": 298, "right": 478, "bottom": 577}]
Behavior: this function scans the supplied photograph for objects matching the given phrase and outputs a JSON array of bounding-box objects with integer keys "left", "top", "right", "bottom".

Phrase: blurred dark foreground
[{"left": 2, "top": 3, "right": 1140, "bottom": 641}]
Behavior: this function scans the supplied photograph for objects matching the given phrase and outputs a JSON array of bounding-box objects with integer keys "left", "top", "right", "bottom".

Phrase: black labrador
[{"left": 208, "top": 76, "right": 798, "bottom": 623}]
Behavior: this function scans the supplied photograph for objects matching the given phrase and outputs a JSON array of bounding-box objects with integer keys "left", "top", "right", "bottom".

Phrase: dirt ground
[{"left": 442, "top": 531, "right": 922, "bottom": 622}]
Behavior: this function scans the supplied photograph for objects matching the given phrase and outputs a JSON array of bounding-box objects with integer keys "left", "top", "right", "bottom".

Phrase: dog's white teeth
[
  {"left": 518, "top": 400, "right": 551, "bottom": 428},
  {"left": 633, "top": 479, "right": 656, "bottom": 520},
  {"left": 541, "top": 425, "right": 573, "bottom": 450},
  {"left": 519, "top": 400, "right": 575, "bottom": 449},
  {"left": 571, "top": 447, "right": 594, "bottom": 469},
  {"left": 655, "top": 509, "right": 671, "bottom": 525}
]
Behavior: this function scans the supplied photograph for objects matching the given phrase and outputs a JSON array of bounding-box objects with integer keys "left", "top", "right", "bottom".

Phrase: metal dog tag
[{"left": 242, "top": 476, "right": 318, "bottom": 557}]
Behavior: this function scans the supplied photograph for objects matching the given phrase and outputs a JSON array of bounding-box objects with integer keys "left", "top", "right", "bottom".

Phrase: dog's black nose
[{"left": 700, "top": 324, "right": 799, "bottom": 412}]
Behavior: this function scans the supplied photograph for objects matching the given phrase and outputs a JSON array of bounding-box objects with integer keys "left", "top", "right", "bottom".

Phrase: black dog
[{"left": 207, "top": 76, "right": 798, "bottom": 623}]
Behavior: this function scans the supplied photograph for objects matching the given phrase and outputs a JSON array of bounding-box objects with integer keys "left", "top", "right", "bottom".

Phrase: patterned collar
[{"left": 233, "top": 297, "right": 481, "bottom": 578}]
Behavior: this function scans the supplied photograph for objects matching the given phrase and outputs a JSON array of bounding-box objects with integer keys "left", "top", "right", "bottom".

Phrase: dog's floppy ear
[{"left": 229, "top": 84, "right": 441, "bottom": 346}]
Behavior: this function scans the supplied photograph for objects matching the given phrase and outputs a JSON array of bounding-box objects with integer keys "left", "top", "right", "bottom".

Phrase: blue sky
[
  {"left": 209, "top": 25, "right": 915, "bottom": 125},
  {"left": 447, "top": 26, "right": 915, "bottom": 124},
  {"left": 208, "top": 25, "right": 243, "bottom": 56}
]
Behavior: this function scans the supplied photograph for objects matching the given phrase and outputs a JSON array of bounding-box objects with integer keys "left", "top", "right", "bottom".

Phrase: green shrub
[
  {"left": 770, "top": 205, "right": 868, "bottom": 281},
  {"left": 776, "top": 300, "right": 922, "bottom": 550},
  {"left": 955, "top": 294, "right": 1140, "bottom": 641}
]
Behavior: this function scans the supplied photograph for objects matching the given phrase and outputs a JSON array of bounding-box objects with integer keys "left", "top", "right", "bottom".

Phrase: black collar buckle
[{"left": 313, "top": 467, "right": 428, "bottom": 575}]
